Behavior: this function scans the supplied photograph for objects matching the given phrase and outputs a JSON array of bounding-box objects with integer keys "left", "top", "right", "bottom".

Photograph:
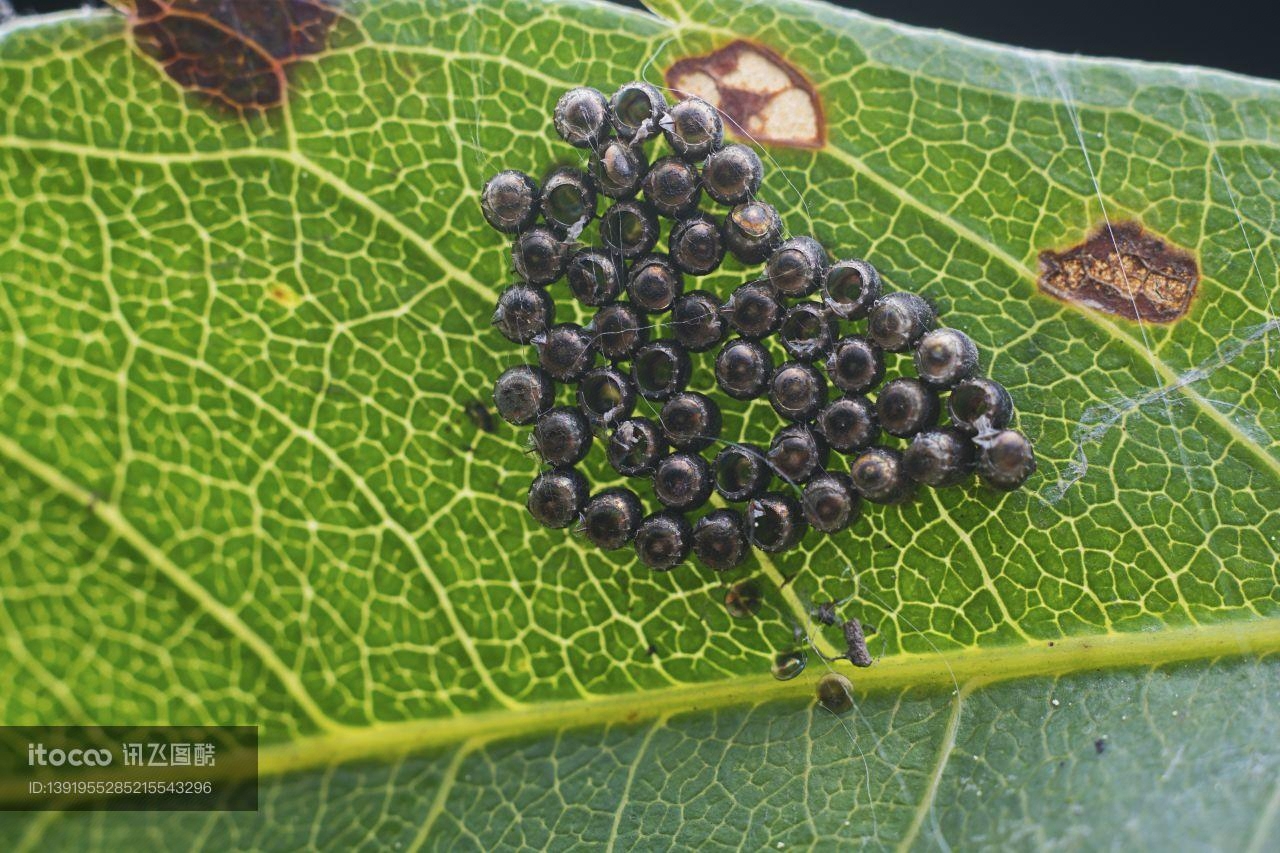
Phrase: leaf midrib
[{"left": 0, "top": 613, "right": 1271, "bottom": 806}]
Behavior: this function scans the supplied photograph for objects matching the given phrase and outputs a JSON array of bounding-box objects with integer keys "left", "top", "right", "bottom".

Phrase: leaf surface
[{"left": 0, "top": 0, "right": 1277, "bottom": 847}]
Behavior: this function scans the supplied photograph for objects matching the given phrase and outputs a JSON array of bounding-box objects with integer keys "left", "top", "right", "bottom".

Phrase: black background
[{"left": 9, "top": 0, "right": 1278, "bottom": 80}]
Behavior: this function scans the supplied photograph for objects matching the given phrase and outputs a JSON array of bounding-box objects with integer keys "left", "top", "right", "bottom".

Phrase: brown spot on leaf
[
  {"left": 1038, "top": 222, "right": 1198, "bottom": 323},
  {"left": 665, "top": 41, "right": 824, "bottom": 149},
  {"left": 121, "top": 0, "right": 341, "bottom": 110},
  {"left": 266, "top": 282, "right": 301, "bottom": 307}
]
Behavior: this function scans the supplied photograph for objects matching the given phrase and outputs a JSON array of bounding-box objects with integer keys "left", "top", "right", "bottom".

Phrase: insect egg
[
  {"left": 627, "top": 254, "right": 683, "bottom": 313},
  {"left": 692, "top": 509, "right": 749, "bottom": 571},
  {"left": 876, "top": 377, "right": 941, "bottom": 438},
  {"left": 867, "top": 292, "right": 936, "bottom": 352},
  {"left": 610, "top": 81, "right": 668, "bottom": 141},
  {"left": 532, "top": 405, "right": 593, "bottom": 466},
  {"left": 826, "top": 336, "right": 885, "bottom": 395},
  {"left": 660, "top": 391, "right": 721, "bottom": 452},
  {"left": 535, "top": 322, "right": 596, "bottom": 382},
  {"left": 577, "top": 488, "right": 644, "bottom": 550},
  {"left": 634, "top": 511, "right": 693, "bottom": 570},
  {"left": 713, "top": 444, "right": 771, "bottom": 501},
  {"left": 914, "top": 328, "right": 980, "bottom": 389},
  {"left": 652, "top": 451, "right": 713, "bottom": 510},
  {"left": 512, "top": 226, "right": 569, "bottom": 285},
  {"left": 769, "top": 361, "right": 828, "bottom": 422},
  {"left": 589, "top": 302, "right": 648, "bottom": 361},
  {"left": 642, "top": 156, "right": 702, "bottom": 219},
  {"left": 715, "top": 338, "right": 773, "bottom": 400},
  {"left": 822, "top": 259, "right": 882, "bottom": 320},
  {"left": 801, "top": 473, "right": 860, "bottom": 534},
  {"left": 745, "top": 492, "right": 807, "bottom": 553},
  {"left": 591, "top": 139, "right": 647, "bottom": 199},
  {"left": 948, "top": 377, "right": 1014, "bottom": 433},
  {"left": 576, "top": 366, "right": 637, "bottom": 427},
  {"left": 766, "top": 424, "right": 830, "bottom": 485},
  {"left": 493, "top": 364, "right": 555, "bottom": 426},
  {"left": 600, "top": 199, "right": 660, "bottom": 259},
  {"left": 702, "top": 143, "right": 764, "bottom": 205},
  {"left": 767, "top": 236, "right": 828, "bottom": 297},
  {"left": 903, "top": 427, "right": 975, "bottom": 487},
  {"left": 631, "top": 339, "right": 692, "bottom": 400},
  {"left": 976, "top": 429, "right": 1036, "bottom": 491},
  {"left": 480, "top": 170, "right": 539, "bottom": 233},
  {"left": 606, "top": 417, "right": 667, "bottom": 476},
  {"left": 540, "top": 167, "right": 598, "bottom": 234},
  {"left": 527, "top": 467, "right": 589, "bottom": 529},
  {"left": 565, "top": 248, "right": 624, "bottom": 306},
  {"left": 662, "top": 96, "right": 724, "bottom": 162},
  {"left": 723, "top": 282, "right": 784, "bottom": 340},
  {"left": 815, "top": 672, "right": 855, "bottom": 713},
  {"left": 849, "top": 447, "right": 914, "bottom": 504},
  {"left": 779, "top": 302, "right": 835, "bottom": 361},
  {"left": 669, "top": 214, "right": 725, "bottom": 275},
  {"left": 669, "top": 290, "right": 728, "bottom": 352},
  {"left": 723, "top": 201, "right": 783, "bottom": 264},
  {"left": 815, "top": 396, "right": 880, "bottom": 454},
  {"left": 554, "top": 86, "right": 612, "bottom": 148},
  {"left": 492, "top": 282, "right": 555, "bottom": 344}
]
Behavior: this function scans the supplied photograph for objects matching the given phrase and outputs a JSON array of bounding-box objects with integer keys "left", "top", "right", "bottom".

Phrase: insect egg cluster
[{"left": 483, "top": 84, "right": 1036, "bottom": 571}]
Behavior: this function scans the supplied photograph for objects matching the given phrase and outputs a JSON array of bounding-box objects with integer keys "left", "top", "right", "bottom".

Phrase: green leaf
[{"left": 0, "top": 0, "right": 1277, "bottom": 848}]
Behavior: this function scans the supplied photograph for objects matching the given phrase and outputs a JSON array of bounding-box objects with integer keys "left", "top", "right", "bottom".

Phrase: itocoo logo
[{"left": 27, "top": 743, "right": 113, "bottom": 767}]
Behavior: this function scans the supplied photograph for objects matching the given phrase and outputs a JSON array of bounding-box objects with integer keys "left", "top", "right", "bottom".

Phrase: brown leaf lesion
[
  {"left": 1037, "top": 221, "right": 1199, "bottom": 323},
  {"left": 665, "top": 40, "right": 825, "bottom": 149},
  {"left": 117, "top": 0, "right": 343, "bottom": 111}
]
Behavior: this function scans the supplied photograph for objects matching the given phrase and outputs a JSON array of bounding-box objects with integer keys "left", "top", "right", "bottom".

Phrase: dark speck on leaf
[
  {"left": 812, "top": 600, "right": 838, "bottom": 626},
  {"left": 466, "top": 400, "right": 495, "bottom": 433},
  {"left": 646, "top": 643, "right": 658, "bottom": 657},
  {"left": 1094, "top": 738, "right": 1107, "bottom": 755}
]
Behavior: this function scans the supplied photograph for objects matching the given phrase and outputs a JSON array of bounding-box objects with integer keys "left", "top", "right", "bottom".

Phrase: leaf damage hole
[
  {"left": 121, "top": 0, "right": 343, "bottom": 111},
  {"left": 1037, "top": 221, "right": 1199, "bottom": 323},
  {"left": 665, "top": 40, "right": 825, "bottom": 149}
]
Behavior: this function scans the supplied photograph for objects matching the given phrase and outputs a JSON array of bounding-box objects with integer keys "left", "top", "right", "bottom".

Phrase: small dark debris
[
  {"left": 812, "top": 600, "right": 838, "bottom": 626},
  {"left": 465, "top": 400, "right": 495, "bottom": 433},
  {"left": 724, "top": 580, "right": 763, "bottom": 618},
  {"left": 1048, "top": 641, "right": 1055, "bottom": 647},
  {"left": 841, "top": 618, "right": 873, "bottom": 667},
  {"left": 1094, "top": 738, "right": 1107, "bottom": 755},
  {"left": 645, "top": 643, "right": 658, "bottom": 657}
]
